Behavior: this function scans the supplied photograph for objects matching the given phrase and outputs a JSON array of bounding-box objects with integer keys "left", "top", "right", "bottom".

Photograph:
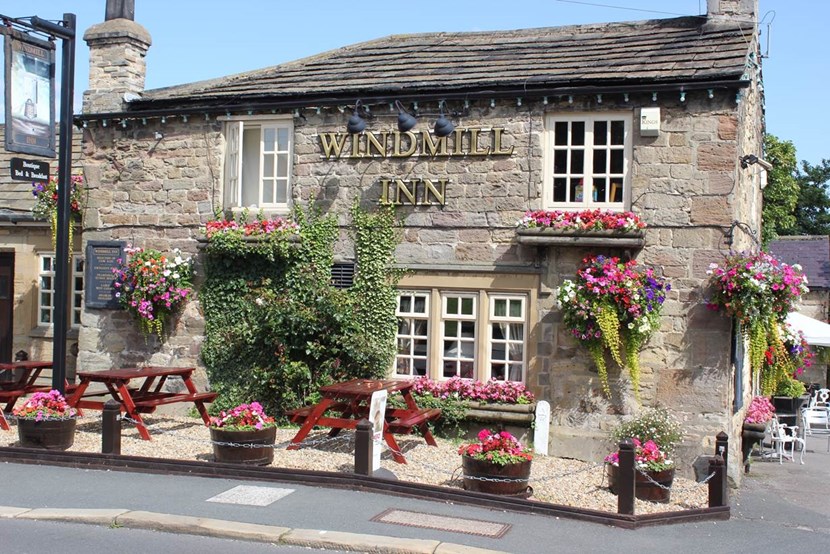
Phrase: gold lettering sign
[
  {"left": 379, "top": 178, "right": 448, "bottom": 206},
  {"left": 320, "top": 127, "right": 514, "bottom": 159}
]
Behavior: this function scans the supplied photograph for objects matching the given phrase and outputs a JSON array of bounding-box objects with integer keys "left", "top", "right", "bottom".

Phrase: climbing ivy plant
[{"left": 199, "top": 204, "right": 401, "bottom": 418}]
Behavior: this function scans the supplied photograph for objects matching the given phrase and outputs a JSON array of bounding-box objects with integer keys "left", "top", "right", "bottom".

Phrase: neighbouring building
[
  {"left": 77, "top": 0, "right": 765, "bottom": 482},
  {"left": 0, "top": 126, "right": 82, "bottom": 372}
]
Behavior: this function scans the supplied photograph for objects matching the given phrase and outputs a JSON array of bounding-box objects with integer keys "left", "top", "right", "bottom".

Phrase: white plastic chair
[
  {"left": 769, "top": 417, "right": 805, "bottom": 464},
  {"left": 802, "top": 406, "right": 830, "bottom": 452},
  {"left": 808, "top": 388, "right": 830, "bottom": 409}
]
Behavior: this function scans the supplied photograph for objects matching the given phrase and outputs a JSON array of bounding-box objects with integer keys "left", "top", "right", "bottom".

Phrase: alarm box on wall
[{"left": 639, "top": 107, "right": 660, "bottom": 137}]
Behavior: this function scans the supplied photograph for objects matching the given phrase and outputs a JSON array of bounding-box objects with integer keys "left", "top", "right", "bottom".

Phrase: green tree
[
  {"left": 790, "top": 159, "right": 830, "bottom": 235},
  {"left": 761, "top": 135, "right": 799, "bottom": 245}
]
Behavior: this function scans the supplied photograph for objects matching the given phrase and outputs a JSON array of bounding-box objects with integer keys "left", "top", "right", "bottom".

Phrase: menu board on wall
[{"left": 84, "top": 241, "right": 126, "bottom": 309}]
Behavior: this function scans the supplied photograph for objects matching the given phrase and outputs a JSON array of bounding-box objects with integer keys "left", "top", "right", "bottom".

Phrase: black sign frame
[
  {"left": 9, "top": 157, "right": 49, "bottom": 182},
  {"left": 84, "top": 240, "right": 126, "bottom": 310}
]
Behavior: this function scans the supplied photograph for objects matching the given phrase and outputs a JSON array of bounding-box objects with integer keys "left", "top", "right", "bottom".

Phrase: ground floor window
[
  {"left": 38, "top": 254, "right": 83, "bottom": 327},
  {"left": 394, "top": 273, "right": 536, "bottom": 383}
]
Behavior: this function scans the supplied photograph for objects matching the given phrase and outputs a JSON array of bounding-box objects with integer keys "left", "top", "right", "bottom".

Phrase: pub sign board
[
  {"left": 3, "top": 32, "right": 56, "bottom": 157},
  {"left": 85, "top": 241, "right": 126, "bottom": 309},
  {"left": 10, "top": 157, "right": 49, "bottom": 183}
]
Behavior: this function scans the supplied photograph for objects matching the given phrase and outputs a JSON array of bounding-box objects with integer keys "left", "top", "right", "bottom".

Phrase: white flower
[
  {"left": 163, "top": 270, "right": 171, "bottom": 277},
  {"left": 174, "top": 256, "right": 184, "bottom": 264},
  {"left": 173, "top": 273, "right": 180, "bottom": 279}
]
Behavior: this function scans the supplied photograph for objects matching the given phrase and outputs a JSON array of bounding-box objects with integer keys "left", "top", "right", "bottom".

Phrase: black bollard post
[
  {"left": 715, "top": 431, "right": 729, "bottom": 471},
  {"left": 102, "top": 399, "right": 121, "bottom": 455},
  {"left": 354, "top": 419, "right": 373, "bottom": 476},
  {"left": 617, "top": 439, "right": 635, "bottom": 515},
  {"left": 708, "top": 454, "right": 728, "bottom": 507}
]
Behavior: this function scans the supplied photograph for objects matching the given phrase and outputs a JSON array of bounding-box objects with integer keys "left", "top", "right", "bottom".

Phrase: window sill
[
  {"left": 29, "top": 326, "right": 80, "bottom": 340},
  {"left": 516, "top": 228, "right": 645, "bottom": 248}
]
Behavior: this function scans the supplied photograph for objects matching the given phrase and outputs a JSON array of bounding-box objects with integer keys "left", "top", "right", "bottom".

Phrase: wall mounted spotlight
[
  {"left": 434, "top": 100, "right": 455, "bottom": 137},
  {"left": 395, "top": 100, "right": 417, "bottom": 132},
  {"left": 347, "top": 100, "right": 366, "bottom": 134},
  {"left": 740, "top": 154, "right": 773, "bottom": 171}
]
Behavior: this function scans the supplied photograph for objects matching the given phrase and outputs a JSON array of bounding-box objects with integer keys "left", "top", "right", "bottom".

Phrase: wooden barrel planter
[
  {"left": 461, "top": 456, "right": 532, "bottom": 497},
  {"left": 210, "top": 426, "right": 276, "bottom": 465},
  {"left": 605, "top": 463, "right": 675, "bottom": 503},
  {"left": 17, "top": 417, "right": 76, "bottom": 450}
]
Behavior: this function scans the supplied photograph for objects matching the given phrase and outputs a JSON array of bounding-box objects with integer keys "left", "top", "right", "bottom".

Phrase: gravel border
[{"left": 1, "top": 414, "right": 709, "bottom": 514}]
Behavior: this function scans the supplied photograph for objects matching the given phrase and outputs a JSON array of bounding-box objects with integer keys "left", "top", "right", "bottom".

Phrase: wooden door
[{"left": 0, "top": 253, "right": 12, "bottom": 363}]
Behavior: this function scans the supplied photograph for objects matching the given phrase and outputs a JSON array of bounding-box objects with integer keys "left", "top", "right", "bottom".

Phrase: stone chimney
[
  {"left": 82, "top": 0, "right": 151, "bottom": 114},
  {"left": 707, "top": 0, "right": 758, "bottom": 21}
]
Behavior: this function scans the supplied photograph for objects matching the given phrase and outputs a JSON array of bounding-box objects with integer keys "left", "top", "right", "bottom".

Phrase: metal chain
[
  {"left": 634, "top": 467, "right": 716, "bottom": 491},
  {"left": 118, "top": 416, "right": 353, "bottom": 450}
]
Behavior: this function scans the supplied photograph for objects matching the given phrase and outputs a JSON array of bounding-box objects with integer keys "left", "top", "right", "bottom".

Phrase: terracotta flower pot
[
  {"left": 461, "top": 455, "right": 532, "bottom": 497},
  {"left": 17, "top": 417, "right": 76, "bottom": 450},
  {"left": 210, "top": 426, "right": 276, "bottom": 465},
  {"left": 605, "top": 463, "right": 675, "bottom": 503}
]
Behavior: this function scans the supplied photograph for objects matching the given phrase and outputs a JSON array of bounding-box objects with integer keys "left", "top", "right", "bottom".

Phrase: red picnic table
[
  {"left": 285, "top": 378, "right": 441, "bottom": 463},
  {"left": 66, "top": 366, "right": 217, "bottom": 440},
  {"left": 0, "top": 361, "right": 54, "bottom": 430}
]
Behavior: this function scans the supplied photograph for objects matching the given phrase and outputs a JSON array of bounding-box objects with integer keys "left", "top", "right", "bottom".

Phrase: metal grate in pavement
[
  {"left": 206, "top": 485, "right": 294, "bottom": 506},
  {"left": 370, "top": 508, "right": 511, "bottom": 538}
]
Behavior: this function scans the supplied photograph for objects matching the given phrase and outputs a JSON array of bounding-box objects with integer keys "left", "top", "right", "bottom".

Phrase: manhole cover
[{"left": 371, "top": 508, "right": 511, "bottom": 538}]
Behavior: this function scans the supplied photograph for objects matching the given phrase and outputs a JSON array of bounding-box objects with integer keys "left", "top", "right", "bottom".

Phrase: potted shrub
[
  {"left": 742, "top": 395, "right": 775, "bottom": 467},
  {"left": 556, "top": 255, "right": 670, "bottom": 402},
  {"left": 604, "top": 407, "right": 683, "bottom": 503},
  {"left": 458, "top": 428, "right": 533, "bottom": 496},
  {"left": 772, "top": 377, "right": 808, "bottom": 414},
  {"left": 209, "top": 402, "right": 277, "bottom": 465},
  {"left": 13, "top": 390, "right": 77, "bottom": 450}
]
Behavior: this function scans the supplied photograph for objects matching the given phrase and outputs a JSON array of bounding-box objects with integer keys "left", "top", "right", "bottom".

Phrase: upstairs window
[
  {"left": 224, "top": 117, "right": 293, "bottom": 212},
  {"left": 544, "top": 114, "right": 631, "bottom": 210}
]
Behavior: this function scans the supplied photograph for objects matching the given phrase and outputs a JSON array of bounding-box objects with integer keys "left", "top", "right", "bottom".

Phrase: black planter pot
[
  {"left": 771, "top": 396, "right": 808, "bottom": 415},
  {"left": 741, "top": 422, "right": 768, "bottom": 466},
  {"left": 461, "top": 455, "right": 532, "bottom": 497},
  {"left": 17, "top": 417, "right": 76, "bottom": 450},
  {"left": 605, "top": 463, "right": 675, "bottom": 503},
  {"left": 210, "top": 426, "right": 276, "bottom": 465}
]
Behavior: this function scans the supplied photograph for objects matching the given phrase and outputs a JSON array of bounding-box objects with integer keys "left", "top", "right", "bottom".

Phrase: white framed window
[
  {"left": 223, "top": 117, "right": 294, "bottom": 211},
  {"left": 544, "top": 113, "right": 631, "bottom": 209},
  {"left": 395, "top": 292, "right": 429, "bottom": 377},
  {"left": 38, "top": 254, "right": 83, "bottom": 327},
  {"left": 441, "top": 294, "right": 477, "bottom": 379},
  {"left": 488, "top": 295, "right": 526, "bottom": 382},
  {"left": 394, "top": 284, "right": 531, "bottom": 383}
]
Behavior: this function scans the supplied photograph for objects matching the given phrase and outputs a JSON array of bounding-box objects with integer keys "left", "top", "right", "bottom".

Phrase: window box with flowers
[
  {"left": 31, "top": 174, "right": 85, "bottom": 250},
  {"left": 707, "top": 251, "right": 809, "bottom": 396},
  {"left": 516, "top": 209, "right": 646, "bottom": 248},
  {"left": 199, "top": 213, "right": 300, "bottom": 259},
  {"left": 111, "top": 246, "right": 194, "bottom": 339},
  {"left": 556, "top": 255, "right": 670, "bottom": 402}
]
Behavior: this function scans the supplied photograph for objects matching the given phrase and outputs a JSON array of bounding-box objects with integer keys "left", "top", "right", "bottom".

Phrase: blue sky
[{"left": 1, "top": 0, "right": 825, "bottom": 165}]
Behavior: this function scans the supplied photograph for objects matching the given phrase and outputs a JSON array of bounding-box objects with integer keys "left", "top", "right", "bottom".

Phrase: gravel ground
[{"left": 0, "top": 414, "right": 708, "bottom": 514}]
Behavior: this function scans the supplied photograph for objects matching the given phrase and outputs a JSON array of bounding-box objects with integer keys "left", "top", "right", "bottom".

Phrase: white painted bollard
[
  {"left": 533, "top": 400, "right": 550, "bottom": 456},
  {"left": 369, "top": 390, "right": 387, "bottom": 472}
]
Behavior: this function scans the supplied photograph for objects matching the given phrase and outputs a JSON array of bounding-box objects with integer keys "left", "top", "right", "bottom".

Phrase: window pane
[
  {"left": 396, "top": 359, "right": 410, "bottom": 375},
  {"left": 241, "top": 128, "right": 261, "bottom": 207},
  {"left": 277, "top": 127, "right": 290, "bottom": 150},
  {"left": 399, "top": 295, "right": 411, "bottom": 312},
  {"left": 593, "top": 177, "right": 607, "bottom": 202},
  {"left": 491, "top": 363, "right": 506, "bottom": 381},
  {"left": 276, "top": 181, "right": 288, "bottom": 204},
  {"left": 263, "top": 127, "right": 276, "bottom": 151},
  {"left": 509, "top": 300, "right": 522, "bottom": 318},
  {"left": 494, "top": 299, "right": 506, "bottom": 317},
  {"left": 41, "top": 292, "right": 51, "bottom": 306},
  {"left": 41, "top": 309, "right": 51, "bottom": 323},
  {"left": 414, "top": 339, "right": 428, "bottom": 356},
  {"left": 554, "top": 149, "right": 567, "bottom": 175},
  {"left": 444, "top": 320, "right": 458, "bottom": 337},
  {"left": 263, "top": 179, "right": 274, "bottom": 204},
  {"left": 40, "top": 277, "right": 51, "bottom": 290},
  {"left": 413, "top": 320, "right": 428, "bottom": 335},
  {"left": 446, "top": 297, "right": 458, "bottom": 314},
  {"left": 594, "top": 120, "right": 608, "bottom": 145},
  {"left": 570, "top": 149, "right": 584, "bottom": 173},
  {"left": 398, "top": 320, "right": 411, "bottom": 334},
  {"left": 461, "top": 297, "right": 473, "bottom": 315},
  {"left": 461, "top": 321, "right": 475, "bottom": 338},
  {"left": 491, "top": 325, "right": 505, "bottom": 340},
  {"left": 42, "top": 257, "right": 52, "bottom": 271},
  {"left": 444, "top": 340, "right": 458, "bottom": 356},
  {"left": 570, "top": 178, "right": 583, "bottom": 202},
  {"left": 553, "top": 178, "right": 567, "bottom": 202},
  {"left": 413, "top": 358, "right": 427, "bottom": 376},
  {"left": 413, "top": 295, "right": 426, "bottom": 313},
  {"left": 593, "top": 149, "right": 607, "bottom": 174},
  {"left": 610, "top": 149, "right": 624, "bottom": 174},
  {"left": 277, "top": 155, "right": 288, "bottom": 178},
  {"left": 611, "top": 179, "right": 623, "bottom": 202},
  {"left": 460, "top": 362, "right": 474, "bottom": 379},
  {"left": 571, "top": 122, "right": 585, "bottom": 146},
  {"left": 443, "top": 363, "right": 457, "bottom": 379},
  {"left": 610, "top": 120, "right": 625, "bottom": 144},
  {"left": 508, "top": 364, "right": 523, "bottom": 381},
  {"left": 460, "top": 341, "right": 474, "bottom": 358},
  {"left": 491, "top": 342, "right": 506, "bottom": 360},
  {"left": 554, "top": 121, "right": 568, "bottom": 145},
  {"left": 397, "top": 337, "right": 412, "bottom": 354},
  {"left": 263, "top": 155, "right": 275, "bottom": 178},
  {"left": 510, "top": 323, "right": 524, "bottom": 341}
]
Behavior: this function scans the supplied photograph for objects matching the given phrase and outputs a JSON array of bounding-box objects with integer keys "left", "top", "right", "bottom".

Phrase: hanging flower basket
[{"left": 31, "top": 173, "right": 85, "bottom": 250}]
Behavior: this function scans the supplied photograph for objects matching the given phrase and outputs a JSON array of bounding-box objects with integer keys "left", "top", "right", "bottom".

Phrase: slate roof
[
  {"left": 129, "top": 16, "right": 754, "bottom": 112},
  {"left": 768, "top": 236, "right": 830, "bottom": 290}
]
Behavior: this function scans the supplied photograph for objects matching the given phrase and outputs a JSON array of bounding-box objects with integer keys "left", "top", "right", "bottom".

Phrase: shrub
[{"left": 608, "top": 407, "right": 683, "bottom": 455}]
